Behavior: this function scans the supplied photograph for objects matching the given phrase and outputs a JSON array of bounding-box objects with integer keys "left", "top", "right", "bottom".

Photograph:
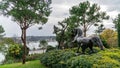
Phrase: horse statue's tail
[{"left": 90, "top": 35, "right": 105, "bottom": 50}]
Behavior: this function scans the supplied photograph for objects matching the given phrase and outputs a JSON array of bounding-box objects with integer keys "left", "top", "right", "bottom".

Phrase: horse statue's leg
[
  {"left": 76, "top": 43, "right": 81, "bottom": 53},
  {"left": 81, "top": 44, "right": 87, "bottom": 54},
  {"left": 88, "top": 45, "right": 94, "bottom": 54},
  {"left": 88, "top": 40, "right": 94, "bottom": 54}
]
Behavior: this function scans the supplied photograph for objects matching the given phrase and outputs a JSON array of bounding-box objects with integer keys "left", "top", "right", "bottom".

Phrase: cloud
[
  {"left": 0, "top": 16, "right": 21, "bottom": 37},
  {"left": 92, "top": 0, "right": 120, "bottom": 12},
  {"left": 107, "top": 11, "right": 119, "bottom": 19}
]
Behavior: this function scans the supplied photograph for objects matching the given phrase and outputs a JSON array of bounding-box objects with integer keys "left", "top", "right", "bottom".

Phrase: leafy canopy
[
  {"left": 113, "top": 14, "right": 120, "bottom": 47},
  {"left": 100, "top": 29, "right": 118, "bottom": 47},
  {"left": 0, "top": 0, "right": 51, "bottom": 28},
  {"left": 70, "top": 1, "right": 109, "bottom": 36}
]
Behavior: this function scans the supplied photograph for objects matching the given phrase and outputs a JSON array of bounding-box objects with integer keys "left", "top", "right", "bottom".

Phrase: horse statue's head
[
  {"left": 71, "top": 28, "right": 83, "bottom": 42},
  {"left": 71, "top": 28, "right": 83, "bottom": 37}
]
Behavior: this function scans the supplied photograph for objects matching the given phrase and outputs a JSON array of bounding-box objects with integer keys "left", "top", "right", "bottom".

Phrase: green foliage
[
  {"left": 0, "top": 0, "right": 51, "bottom": 24},
  {"left": 39, "top": 40, "right": 48, "bottom": 53},
  {"left": 67, "top": 48, "right": 120, "bottom": 68},
  {"left": 67, "top": 56, "right": 93, "bottom": 68},
  {"left": 54, "top": 1, "right": 109, "bottom": 49},
  {"left": 53, "top": 19, "right": 70, "bottom": 49},
  {"left": 26, "top": 54, "right": 42, "bottom": 61},
  {"left": 100, "top": 29, "right": 118, "bottom": 48},
  {"left": 3, "top": 38, "right": 15, "bottom": 44},
  {"left": 0, "top": 25, "right": 5, "bottom": 51},
  {"left": 0, "top": 25, "right": 5, "bottom": 38},
  {"left": 40, "top": 40, "right": 48, "bottom": 47},
  {"left": 54, "top": 17, "right": 79, "bottom": 49},
  {"left": 101, "top": 39, "right": 109, "bottom": 48},
  {"left": 94, "top": 24, "right": 105, "bottom": 35},
  {"left": 7, "top": 44, "right": 29, "bottom": 59},
  {"left": 2, "top": 44, "right": 29, "bottom": 64},
  {"left": 40, "top": 49, "right": 76, "bottom": 68},
  {"left": 70, "top": 1, "right": 109, "bottom": 36},
  {"left": 2, "top": 58, "right": 21, "bottom": 64},
  {"left": 8, "top": 44, "right": 21, "bottom": 58},
  {"left": 0, "top": 38, "right": 15, "bottom": 54},
  {"left": 113, "top": 14, "right": 120, "bottom": 47},
  {"left": 40, "top": 48, "right": 120, "bottom": 68},
  {"left": 0, "top": 0, "right": 51, "bottom": 63}
]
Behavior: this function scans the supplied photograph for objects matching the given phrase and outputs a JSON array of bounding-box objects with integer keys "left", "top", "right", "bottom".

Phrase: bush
[
  {"left": 8, "top": 44, "right": 22, "bottom": 59},
  {"left": 7, "top": 44, "right": 29, "bottom": 59},
  {"left": 40, "top": 48, "right": 120, "bottom": 68},
  {"left": 67, "top": 54, "right": 120, "bottom": 68},
  {"left": 101, "top": 39, "right": 109, "bottom": 48},
  {"left": 40, "top": 49, "right": 76, "bottom": 68},
  {"left": 26, "top": 54, "right": 42, "bottom": 61},
  {"left": 2, "top": 56, "right": 21, "bottom": 64},
  {"left": 100, "top": 29, "right": 118, "bottom": 48},
  {"left": 67, "top": 48, "right": 120, "bottom": 68},
  {"left": 67, "top": 56, "right": 93, "bottom": 68},
  {"left": 2, "top": 44, "right": 29, "bottom": 64}
]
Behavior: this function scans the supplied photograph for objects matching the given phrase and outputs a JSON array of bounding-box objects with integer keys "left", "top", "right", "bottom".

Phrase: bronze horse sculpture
[{"left": 72, "top": 28, "right": 104, "bottom": 54}]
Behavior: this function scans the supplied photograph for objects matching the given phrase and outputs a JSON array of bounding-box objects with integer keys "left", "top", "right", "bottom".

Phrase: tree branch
[{"left": 86, "top": 22, "right": 95, "bottom": 30}]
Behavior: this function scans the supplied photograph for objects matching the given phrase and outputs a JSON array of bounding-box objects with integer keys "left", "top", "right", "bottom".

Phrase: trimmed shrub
[
  {"left": 40, "top": 49, "right": 76, "bottom": 68},
  {"left": 67, "top": 55, "right": 93, "bottom": 68},
  {"left": 67, "top": 48, "right": 120, "bottom": 68},
  {"left": 40, "top": 48, "right": 120, "bottom": 68}
]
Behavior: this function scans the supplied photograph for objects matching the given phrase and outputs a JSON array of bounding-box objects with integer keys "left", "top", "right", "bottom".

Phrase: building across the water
[{"left": 11, "top": 36, "right": 56, "bottom": 43}]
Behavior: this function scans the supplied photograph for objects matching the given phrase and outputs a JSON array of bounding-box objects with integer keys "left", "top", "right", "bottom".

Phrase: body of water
[{"left": 0, "top": 41, "right": 57, "bottom": 64}]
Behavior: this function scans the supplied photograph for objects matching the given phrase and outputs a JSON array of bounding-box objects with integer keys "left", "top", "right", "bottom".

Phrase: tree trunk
[
  {"left": 58, "top": 41, "right": 61, "bottom": 49},
  {"left": 83, "top": 24, "right": 87, "bottom": 37},
  {"left": 83, "top": 30, "right": 86, "bottom": 37},
  {"left": 60, "top": 41, "right": 64, "bottom": 49},
  {"left": 43, "top": 49, "right": 44, "bottom": 53},
  {"left": 83, "top": 14, "right": 86, "bottom": 37},
  {"left": 21, "top": 29, "right": 27, "bottom": 64}
]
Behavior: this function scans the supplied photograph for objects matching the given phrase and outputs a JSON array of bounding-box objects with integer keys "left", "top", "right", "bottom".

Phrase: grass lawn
[{"left": 0, "top": 60, "right": 46, "bottom": 68}]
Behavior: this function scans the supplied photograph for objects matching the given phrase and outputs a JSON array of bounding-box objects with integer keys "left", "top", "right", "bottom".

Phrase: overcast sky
[{"left": 0, "top": 0, "right": 120, "bottom": 37}]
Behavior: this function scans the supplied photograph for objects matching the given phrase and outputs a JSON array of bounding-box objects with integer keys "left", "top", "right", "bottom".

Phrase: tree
[
  {"left": 0, "top": 25, "right": 5, "bottom": 38},
  {"left": 54, "top": 21, "right": 68, "bottom": 49},
  {"left": 0, "top": 0, "right": 51, "bottom": 64},
  {"left": 94, "top": 23, "right": 105, "bottom": 35},
  {"left": 0, "top": 25, "right": 5, "bottom": 51},
  {"left": 39, "top": 40, "right": 48, "bottom": 53},
  {"left": 100, "top": 29, "right": 118, "bottom": 47},
  {"left": 70, "top": 1, "right": 109, "bottom": 37},
  {"left": 113, "top": 14, "right": 120, "bottom": 47},
  {"left": 53, "top": 17, "right": 78, "bottom": 49}
]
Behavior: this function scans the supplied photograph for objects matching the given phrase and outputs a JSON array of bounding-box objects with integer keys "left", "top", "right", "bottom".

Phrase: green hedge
[
  {"left": 40, "top": 49, "right": 76, "bottom": 68},
  {"left": 40, "top": 48, "right": 120, "bottom": 68},
  {"left": 26, "top": 54, "right": 42, "bottom": 61},
  {"left": 67, "top": 48, "right": 120, "bottom": 68}
]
